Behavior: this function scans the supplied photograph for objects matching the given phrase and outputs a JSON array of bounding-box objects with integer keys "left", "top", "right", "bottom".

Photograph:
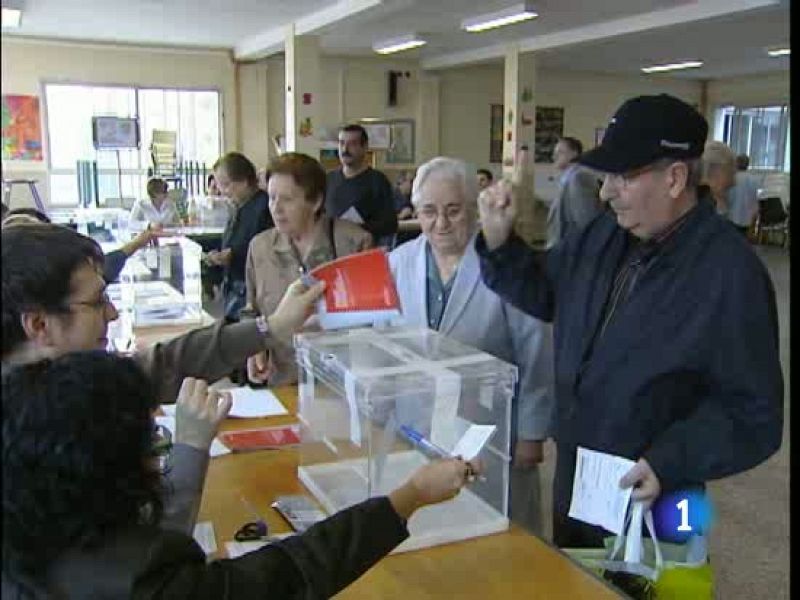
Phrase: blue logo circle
[{"left": 651, "top": 489, "right": 714, "bottom": 543}]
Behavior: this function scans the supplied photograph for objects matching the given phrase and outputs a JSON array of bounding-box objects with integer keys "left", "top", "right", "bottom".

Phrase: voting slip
[
  {"left": 451, "top": 424, "right": 497, "bottom": 462},
  {"left": 568, "top": 446, "right": 636, "bottom": 535}
]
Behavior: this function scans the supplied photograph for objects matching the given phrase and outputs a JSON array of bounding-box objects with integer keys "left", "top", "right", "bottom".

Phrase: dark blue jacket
[
  {"left": 476, "top": 199, "right": 783, "bottom": 516},
  {"left": 221, "top": 189, "right": 273, "bottom": 284}
]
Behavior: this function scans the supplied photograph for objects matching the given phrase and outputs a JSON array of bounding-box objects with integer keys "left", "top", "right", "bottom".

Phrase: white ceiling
[{"left": 1, "top": 0, "right": 791, "bottom": 79}]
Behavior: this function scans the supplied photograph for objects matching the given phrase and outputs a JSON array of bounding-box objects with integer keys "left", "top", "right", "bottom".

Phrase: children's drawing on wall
[{"left": 2, "top": 95, "right": 44, "bottom": 161}]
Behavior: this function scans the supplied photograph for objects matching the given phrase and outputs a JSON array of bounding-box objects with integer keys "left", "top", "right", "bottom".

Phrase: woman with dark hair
[
  {"left": 2, "top": 351, "right": 475, "bottom": 598},
  {"left": 244, "top": 152, "right": 372, "bottom": 386},
  {"left": 208, "top": 152, "right": 274, "bottom": 320}
]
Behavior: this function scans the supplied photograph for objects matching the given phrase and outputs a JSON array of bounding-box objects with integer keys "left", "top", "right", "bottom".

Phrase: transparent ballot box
[
  {"left": 108, "top": 235, "right": 203, "bottom": 328},
  {"left": 50, "top": 207, "right": 131, "bottom": 244},
  {"left": 294, "top": 326, "right": 516, "bottom": 553}
]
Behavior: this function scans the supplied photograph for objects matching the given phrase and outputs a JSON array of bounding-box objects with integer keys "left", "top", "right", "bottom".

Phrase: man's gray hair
[
  {"left": 411, "top": 157, "right": 479, "bottom": 211},
  {"left": 702, "top": 141, "right": 736, "bottom": 180}
]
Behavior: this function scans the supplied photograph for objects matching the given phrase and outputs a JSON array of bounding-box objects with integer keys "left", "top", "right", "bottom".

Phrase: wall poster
[{"left": 1, "top": 94, "right": 44, "bottom": 160}]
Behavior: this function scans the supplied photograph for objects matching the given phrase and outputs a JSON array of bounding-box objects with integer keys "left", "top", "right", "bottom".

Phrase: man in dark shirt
[
  {"left": 476, "top": 94, "right": 783, "bottom": 549},
  {"left": 325, "top": 124, "right": 398, "bottom": 247}
]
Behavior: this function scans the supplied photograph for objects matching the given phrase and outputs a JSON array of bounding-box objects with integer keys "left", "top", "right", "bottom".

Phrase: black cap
[{"left": 578, "top": 94, "right": 708, "bottom": 174}]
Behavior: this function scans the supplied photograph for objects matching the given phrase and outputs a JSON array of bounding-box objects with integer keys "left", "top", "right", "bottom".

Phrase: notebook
[{"left": 218, "top": 424, "right": 301, "bottom": 452}]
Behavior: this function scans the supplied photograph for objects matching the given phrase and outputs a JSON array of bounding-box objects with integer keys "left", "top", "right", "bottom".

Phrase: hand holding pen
[{"left": 399, "top": 425, "right": 484, "bottom": 483}]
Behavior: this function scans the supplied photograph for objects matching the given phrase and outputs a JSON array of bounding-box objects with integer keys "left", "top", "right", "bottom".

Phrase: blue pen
[
  {"left": 399, "top": 425, "right": 451, "bottom": 459},
  {"left": 399, "top": 424, "right": 484, "bottom": 482}
]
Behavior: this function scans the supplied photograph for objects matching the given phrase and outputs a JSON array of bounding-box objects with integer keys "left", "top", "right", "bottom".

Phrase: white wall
[
  {"left": 439, "top": 64, "right": 704, "bottom": 168},
  {"left": 1, "top": 37, "right": 237, "bottom": 208},
  {"left": 706, "top": 71, "right": 790, "bottom": 111},
  {"left": 253, "top": 54, "right": 437, "bottom": 170}
]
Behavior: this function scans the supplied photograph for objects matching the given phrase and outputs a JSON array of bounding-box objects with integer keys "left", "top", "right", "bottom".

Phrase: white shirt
[
  {"left": 130, "top": 198, "right": 178, "bottom": 226},
  {"left": 726, "top": 171, "right": 761, "bottom": 227}
]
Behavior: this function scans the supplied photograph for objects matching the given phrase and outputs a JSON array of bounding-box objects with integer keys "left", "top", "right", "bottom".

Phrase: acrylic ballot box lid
[{"left": 294, "top": 326, "right": 517, "bottom": 553}]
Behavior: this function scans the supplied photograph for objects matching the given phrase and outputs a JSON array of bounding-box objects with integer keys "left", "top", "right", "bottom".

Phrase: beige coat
[{"left": 245, "top": 216, "right": 373, "bottom": 383}]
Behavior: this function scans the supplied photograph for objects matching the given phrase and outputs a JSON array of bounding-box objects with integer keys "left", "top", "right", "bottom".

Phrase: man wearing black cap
[{"left": 475, "top": 94, "right": 783, "bottom": 548}]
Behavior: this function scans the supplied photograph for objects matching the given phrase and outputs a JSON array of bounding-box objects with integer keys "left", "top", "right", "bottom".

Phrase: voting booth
[{"left": 294, "top": 326, "right": 515, "bottom": 552}]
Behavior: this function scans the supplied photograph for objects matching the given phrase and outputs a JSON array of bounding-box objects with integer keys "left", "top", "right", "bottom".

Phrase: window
[
  {"left": 44, "top": 83, "right": 221, "bottom": 206},
  {"left": 715, "top": 105, "right": 790, "bottom": 172}
]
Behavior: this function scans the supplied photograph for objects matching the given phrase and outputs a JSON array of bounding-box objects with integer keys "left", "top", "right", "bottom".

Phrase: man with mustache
[{"left": 325, "top": 124, "right": 398, "bottom": 247}]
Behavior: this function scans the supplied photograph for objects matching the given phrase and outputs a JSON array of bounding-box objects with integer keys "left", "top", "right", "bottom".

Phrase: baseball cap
[{"left": 578, "top": 94, "right": 708, "bottom": 174}]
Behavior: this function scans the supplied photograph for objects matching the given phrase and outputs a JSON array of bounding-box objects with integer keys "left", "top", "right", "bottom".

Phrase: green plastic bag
[{"left": 564, "top": 502, "right": 714, "bottom": 600}]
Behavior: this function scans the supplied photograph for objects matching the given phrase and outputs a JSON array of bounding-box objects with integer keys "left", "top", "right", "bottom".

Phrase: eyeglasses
[
  {"left": 417, "top": 204, "right": 466, "bottom": 222},
  {"left": 68, "top": 290, "right": 113, "bottom": 312},
  {"left": 608, "top": 162, "right": 664, "bottom": 189}
]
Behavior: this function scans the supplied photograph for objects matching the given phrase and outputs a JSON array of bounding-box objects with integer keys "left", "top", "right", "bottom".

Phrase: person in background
[
  {"left": 2, "top": 351, "right": 477, "bottom": 598},
  {"left": 1, "top": 209, "right": 162, "bottom": 284},
  {"left": 393, "top": 171, "right": 414, "bottom": 220},
  {"left": 130, "top": 177, "right": 178, "bottom": 227},
  {"left": 245, "top": 153, "right": 372, "bottom": 386},
  {"left": 389, "top": 156, "right": 555, "bottom": 535},
  {"left": 477, "top": 94, "right": 782, "bottom": 549},
  {"left": 701, "top": 141, "right": 737, "bottom": 217},
  {"left": 325, "top": 124, "right": 398, "bottom": 247},
  {"left": 546, "top": 137, "right": 602, "bottom": 248},
  {"left": 206, "top": 173, "right": 221, "bottom": 197},
  {"left": 477, "top": 168, "right": 494, "bottom": 191},
  {"left": 725, "top": 154, "right": 761, "bottom": 237},
  {"left": 208, "top": 152, "right": 274, "bottom": 321},
  {"left": 2, "top": 222, "right": 326, "bottom": 539}
]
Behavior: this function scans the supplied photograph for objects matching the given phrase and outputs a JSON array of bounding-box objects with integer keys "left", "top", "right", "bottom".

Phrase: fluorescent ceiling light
[
  {"left": 641, "top": 60, "right": 703, "bottom": 74},
  {"left": 373, "top": 34, "right": 426, "bottom": 54},
  {"left": 2, "top": 8, "right": 22, "bottom": 28},
  {"left": 767, "top": 48, "right": 790, "bottom": 57},
  {"left": 462, "top": 2, "right": 538, "bottom": 33}
]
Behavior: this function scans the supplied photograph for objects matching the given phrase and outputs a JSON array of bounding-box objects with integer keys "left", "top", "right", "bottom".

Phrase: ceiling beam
[
  {"left": 421, "top": 0, "right": 781, "bottom": 70},
  {"left": 234, "top": 0, "right": 384, "bottom": 61}
]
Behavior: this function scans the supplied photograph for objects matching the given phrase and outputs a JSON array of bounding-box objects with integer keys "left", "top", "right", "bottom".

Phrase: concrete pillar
[
  {"left": 284, "top": 25, "right": 321, "bottom": 157},
  {"left": 503, "top": 46, "right": 539, "bottom": 244},
  {"left": 415, "top": 74, "right": 440, "bottom": 164}
]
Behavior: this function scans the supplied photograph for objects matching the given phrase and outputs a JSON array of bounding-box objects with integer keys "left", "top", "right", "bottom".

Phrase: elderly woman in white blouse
[{"left": 388, "top": 156, "right": 555, "bottom": 534}]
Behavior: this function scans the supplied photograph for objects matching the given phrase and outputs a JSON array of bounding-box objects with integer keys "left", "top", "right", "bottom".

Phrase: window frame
[
  {"left": 714, "top": 103, "right": 790, "bottom": 172},
  {"left": 40, "top": 79, "right": 224, "bottom": 207}
]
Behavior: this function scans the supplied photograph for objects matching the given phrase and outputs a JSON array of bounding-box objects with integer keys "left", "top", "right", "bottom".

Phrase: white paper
[
  {"left": 224, "top": 533, "right": 294, "bottom": 559},
  {"left": 451, "top": 425, "right": 497, "bottom": 461},
  {"left": 155, "top": 414, "right": 231, "bottom": 458},
  {"left": 193, "top": 521, "right": 217, "bottom": 555},
  {"left": 344, "top": 371, "right": 362, "bottom": 446},
  {"left": 568, "top": 446, "right": 635, "bottom": 535},
  {"left": 339, "top": 205, "right": 364, "bottom": 224},
  {"left": 226, "top": 387, "right": 289, "bottom": 418}
]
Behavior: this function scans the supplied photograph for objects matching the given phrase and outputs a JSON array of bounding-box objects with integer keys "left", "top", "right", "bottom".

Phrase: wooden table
[{"left": 199, "top": 386, "right": 623, "bottom": 599}]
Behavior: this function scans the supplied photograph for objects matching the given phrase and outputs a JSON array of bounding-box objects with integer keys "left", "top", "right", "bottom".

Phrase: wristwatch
[{"left": 255, "top": 314, "right": 270, "bottom": 338}]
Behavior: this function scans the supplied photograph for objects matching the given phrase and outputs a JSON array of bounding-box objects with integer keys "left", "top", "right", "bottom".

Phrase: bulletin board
[{"left": 534, "top": 106, "right": 564, "bottom": 163}]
